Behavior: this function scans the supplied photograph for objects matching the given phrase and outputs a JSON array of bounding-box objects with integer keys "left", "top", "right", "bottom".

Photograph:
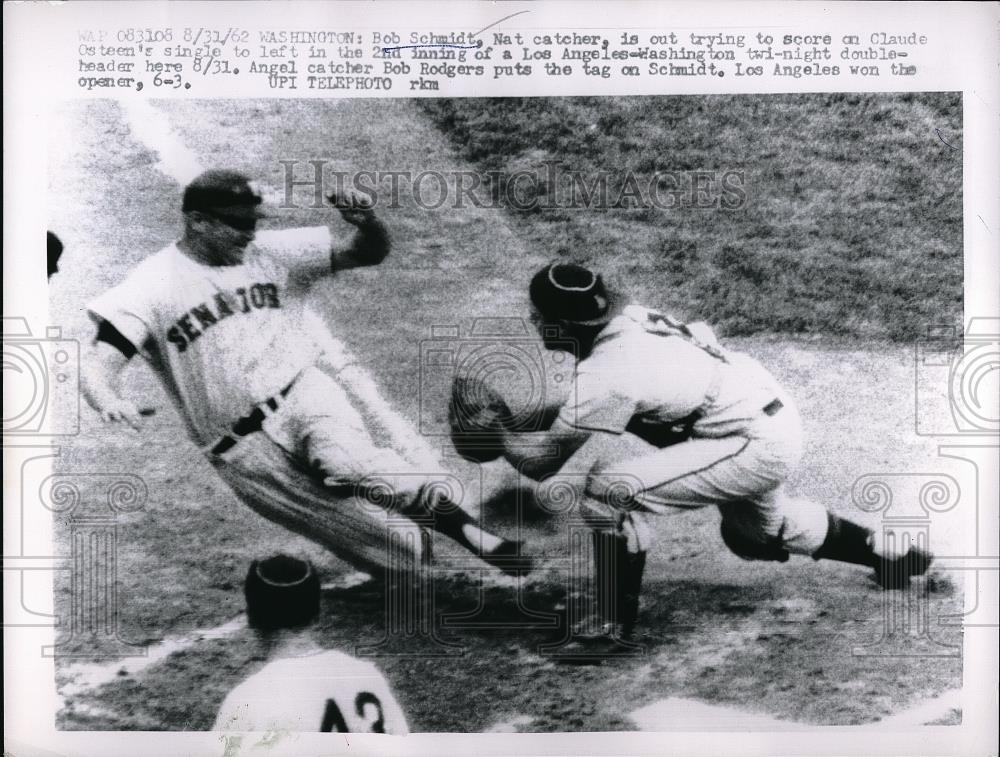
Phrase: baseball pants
[
  {"left": 587, "top": 397, "right": 830, "bottom": 556},
  {"left": 207, "top": 367, "right": 436, "bottom": 574}
]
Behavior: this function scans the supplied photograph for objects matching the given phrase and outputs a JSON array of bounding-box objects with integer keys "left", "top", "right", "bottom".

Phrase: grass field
[
  {"left": 46, "top": 95, "right": 965, "bottom": 732},
  {"left": 422, "top": 94, "right": 963, "bottom": 340}
]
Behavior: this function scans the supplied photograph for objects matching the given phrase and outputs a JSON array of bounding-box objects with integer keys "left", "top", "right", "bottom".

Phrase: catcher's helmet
[
  {"left": 529, "top": 262, "right": 621, "bottom": 327},
  {"left": 244, "top": 554, "right": 320, "bottom": 631}
]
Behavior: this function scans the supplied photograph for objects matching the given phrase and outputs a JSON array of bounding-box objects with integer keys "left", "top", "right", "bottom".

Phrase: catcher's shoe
[
  {"left": 554, "top": 621, "right": 645, "bottom": 665},
  {"left": 552, "top": 529, "right": 648, "bottom": 665},
  {"left": 874, "top": 545, "right": 934, "bottom": 590},
  {"left": 479, "top": 539, "right": 536, "bottom": 576}
]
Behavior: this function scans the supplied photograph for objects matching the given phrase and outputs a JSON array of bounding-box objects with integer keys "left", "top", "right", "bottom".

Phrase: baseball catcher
[{"left": 450, "top": 261, "right": 934, "bottom": 655}]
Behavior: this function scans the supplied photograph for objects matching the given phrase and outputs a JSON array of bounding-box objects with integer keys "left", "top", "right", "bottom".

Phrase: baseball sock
[
  {"left": 813, "top": 512, "right": 934, "bottom": 589},
  {"left": 591, "top": 529, "right": 646, "bottom": 639},
  {"left": 619, "top": 550, "right": 647, "bottom": 638},
  {"left": 413, "top": 486, "right": 506, "bottom": 555},
  {"left": 811, "top": 512, "right": 877, "bottom": 567},
  {"left": 593, "top": 530, "right": 621, "bottom": 631}
]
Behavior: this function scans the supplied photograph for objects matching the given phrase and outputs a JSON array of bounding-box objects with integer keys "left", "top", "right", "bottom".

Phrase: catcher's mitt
[{"left": 448, "top": 375, "right": 512, "bottom": 464}]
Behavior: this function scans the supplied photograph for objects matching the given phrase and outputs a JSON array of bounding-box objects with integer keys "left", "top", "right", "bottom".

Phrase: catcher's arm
[
  {"left": 499, "top": 420, "right": 591, "bottom": 480},
  {"left": 448, "top": 368, "right": 604, "bottom": 479},
  {"left": 448, "top": 373, "right": 585, "bottom": 473}
]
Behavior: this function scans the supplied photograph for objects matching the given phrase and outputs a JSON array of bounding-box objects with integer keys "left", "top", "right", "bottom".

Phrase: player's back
[
  {"left": 212, "top": 649, "right": 409, "bottom": 734},
  {"left": 606, "top": 305, "right": 785, "bottom": 437}
]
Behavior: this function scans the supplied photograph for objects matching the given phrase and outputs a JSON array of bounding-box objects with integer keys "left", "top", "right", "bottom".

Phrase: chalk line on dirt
[
  {"left": 629, "top": 688, "right": 963, "bottom": 730},
  {"left": 58, "top": 616, "right": 247, "bottom": 698},
  {"left": 58, "top": 570, "right": 378, "bottom": 701},
  {"left": 120, "top": 100, "right": 204, "bottom": 187},
  {"left": 630, "top": 697, "right": 805, "bottom": 731},
  {"left": 59, "top": 700, "right": 163, "bottom": 729},
  {"left": 484, "top": 714, "right": 535, "bottom": 732},
  {"left": 872, "top": 687, "right": 962, "bottom": 727}
]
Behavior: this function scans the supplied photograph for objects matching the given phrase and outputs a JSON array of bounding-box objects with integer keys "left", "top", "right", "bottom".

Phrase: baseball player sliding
[
  {"left": 451, "top": 261, "right": 933, "bottom": 653},
  {"left": 81, "top": 169, "right": 531, "bottom": 579}
]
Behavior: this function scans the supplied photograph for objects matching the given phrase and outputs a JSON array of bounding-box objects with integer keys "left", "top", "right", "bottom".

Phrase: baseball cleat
[
  {"left": 873, "top": 545, "right": 934, "bottom": 589},
  {"left": 554, "top": 622, "right": 645, "bottom": 665},
  {"left": 479, "top": 539, "right": 535, "bottom": 576}
]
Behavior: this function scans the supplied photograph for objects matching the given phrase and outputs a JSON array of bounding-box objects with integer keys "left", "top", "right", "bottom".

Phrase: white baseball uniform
[
  {"left": 213, "top": 649, "right": 409, "bottom": 734},
  {"left": 87, "top": 228, "right": 428, "bottom": 572},
  {"left": 559, "top": 304, "right": 830, "bottom": 556}
]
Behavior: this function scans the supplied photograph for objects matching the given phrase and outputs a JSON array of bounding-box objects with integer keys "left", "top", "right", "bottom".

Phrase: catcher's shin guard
[
  {"left": 618, "top": 548, "right": 647, "bottom": 640},
  {"left": 811, "top": 512, "right": 877, "bottom": 567},
  {"left": 555, "top": 528, "right": 647, "bottom": 665},
  {"left": 720, "top": 516, "right": 790, "bottom": 563},
  {"left": 588, "top": 526, "right": 647, "bottom": 640},
  {"left": 811, "top": 512, "right": 933, "bottom": 589}
]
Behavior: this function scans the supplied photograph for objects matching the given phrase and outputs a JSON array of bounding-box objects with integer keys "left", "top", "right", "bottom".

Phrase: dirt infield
[{"left": 48, "top": 98, "right": 963, "bottom": 732}]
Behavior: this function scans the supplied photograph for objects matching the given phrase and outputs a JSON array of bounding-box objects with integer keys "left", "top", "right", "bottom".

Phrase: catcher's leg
[
  {"left": 590, "top": 511, "right": 649, "bottom": 640},
  {"left": 599, "top": 428, "right": 830, "bottom": 557},
  {"left": 550, "top": 503, "right": 649, "bottom": 664},
  {"left": 720, "top": 494, "right": 932, "bottom": 589},
  {"left": 714, "top": 400, "right": 932, "bottom": 587},
  {"left": 579, "top": 415, "right": 931, "bottom": 587},
  {"left": 811, "top": 510, "right": 933, "bottom": 589},
  {"left": 532, "top": 432, "right": 661, "bottom": 656}
]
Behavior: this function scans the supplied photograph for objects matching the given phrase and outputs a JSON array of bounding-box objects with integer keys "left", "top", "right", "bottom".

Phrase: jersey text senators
[
  {"left": 166, "top": 283, "right": 281, "bottom": 353},
  {"left": 86, "top": 226, "right": 333, "bottom": 446}
]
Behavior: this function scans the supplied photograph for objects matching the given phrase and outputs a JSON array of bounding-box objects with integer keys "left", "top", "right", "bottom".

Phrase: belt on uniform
[
  {"left": 762, "top": 398, "right": 784, "bottom": 416},
  {"left": 210, "top": 382, "right": 294, "bottom": 456},
  {"left": 625, "top": 397, "right": 784, "bottom": 448}
]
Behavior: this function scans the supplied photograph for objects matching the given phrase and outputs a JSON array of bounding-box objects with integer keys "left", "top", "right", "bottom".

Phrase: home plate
[{"left": 630, "top": 698, "right": 804, "bottom": 731}]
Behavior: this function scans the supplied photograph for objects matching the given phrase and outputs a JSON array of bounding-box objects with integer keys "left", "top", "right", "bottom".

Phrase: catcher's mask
[
  {"left": 529, "top": 262, "right": 621, "bottom": 328},
  {"left": 244, "top": 554, "right": 320, "bottom": 631}
]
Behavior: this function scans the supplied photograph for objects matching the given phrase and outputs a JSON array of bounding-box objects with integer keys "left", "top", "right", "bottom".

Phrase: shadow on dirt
[{"left": 311, "top": 572, "right": 778, "bottom": 660}]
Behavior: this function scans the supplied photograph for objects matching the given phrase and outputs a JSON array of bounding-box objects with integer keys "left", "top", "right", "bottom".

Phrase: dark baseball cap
[
  {"left": 182, "top": 169, "right": 267, "bottom": 220},
  {"left": 244, "top": 554, "right": 320, "bottom": 631},
  {"left": 529, "top": 262, "right": 620, "bottom": 327}
]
